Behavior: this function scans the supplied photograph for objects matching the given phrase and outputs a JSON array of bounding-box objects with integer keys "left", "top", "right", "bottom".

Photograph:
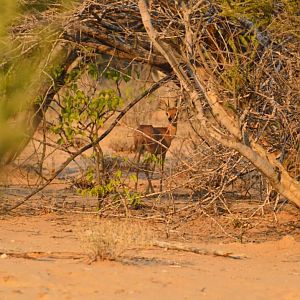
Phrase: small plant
[
  {"left": 51, "top": 83, "right": 123, "bottom": 145},
  {"left": 50, "top": 65, "right": 140, "bottom": 209},
  {"left": 77, "top": 168, "right": 143, "bottom": 209},
  {"left": 80, "top": 220, "right": 155, "bottom": 261}
]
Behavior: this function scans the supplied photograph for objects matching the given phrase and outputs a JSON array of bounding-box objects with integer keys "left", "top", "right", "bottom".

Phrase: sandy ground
[
  {"left": 1, "top": 125, "right": 300, "bottom": 300},
  {"left": 1, "top": 213, "right": 300, "bottom": 300}
]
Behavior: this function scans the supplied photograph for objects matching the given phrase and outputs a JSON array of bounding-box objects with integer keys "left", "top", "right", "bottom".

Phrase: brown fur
[{"left": 133, "top": 108, "right": 178, "bottom": 193}]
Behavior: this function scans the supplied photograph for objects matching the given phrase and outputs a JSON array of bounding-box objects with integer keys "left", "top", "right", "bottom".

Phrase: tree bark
[
  {"left": 0, "top": 47, "right": 79, "bottom": 167},
  {"left": 138, "top": 0, "right": 300, "bottom": 208}
]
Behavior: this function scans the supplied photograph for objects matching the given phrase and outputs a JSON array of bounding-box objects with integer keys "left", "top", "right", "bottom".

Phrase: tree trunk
[
  {"left": 0, "top": 47, "right": 79, "bottom": 167},
  {"left": 138, "top": 0, "right": 300, "bottom": 208}
]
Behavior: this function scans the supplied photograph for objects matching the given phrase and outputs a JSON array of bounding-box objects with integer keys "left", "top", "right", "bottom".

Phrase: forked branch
[
  {"left": 0, "top": 75, "right": 171, "bottom": 213},
  {"left": 138, "top": 0, "right": 300, "bottom": 207}
]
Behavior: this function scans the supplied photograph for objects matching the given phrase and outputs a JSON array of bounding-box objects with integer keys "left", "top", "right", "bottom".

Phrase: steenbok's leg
[
  {"left": 134, "top": 149, "right": 142, "bottom": 191},
  {"left": 145, "top": 161, "right": 155, "bottom": 194}
]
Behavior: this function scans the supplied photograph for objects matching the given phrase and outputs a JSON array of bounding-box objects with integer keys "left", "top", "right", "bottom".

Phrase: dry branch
[
  {"left": 0, "top": 250, "right": 85, "bottom": 260},
  {"left": 0, "top": 75, "right": 171, "bottom": 213},
  {"left": 138, "top": 0, "right": 300, "bottom": 207},
  {"left": 153, "top": 241, "right": 247, "bottom": 259},
  {"left": 6, "top": 0, "right": 300, "bottom": 212}
]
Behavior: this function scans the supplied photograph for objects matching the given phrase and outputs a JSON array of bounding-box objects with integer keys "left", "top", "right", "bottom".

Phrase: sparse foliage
[
  {"left": 0, "top": 0, "right": 299, "bottom": 217},
  {"left": 80, "top": 220, "right": 155, "bottom": 261}
]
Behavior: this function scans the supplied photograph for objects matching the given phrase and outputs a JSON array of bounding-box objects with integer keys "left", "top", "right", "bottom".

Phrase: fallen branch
[
  {"left": 153, "top": 241, "right": 247, "bottom": 259},
  {"left": 0, "top": 250, "right": 86, "bottom": 260}
]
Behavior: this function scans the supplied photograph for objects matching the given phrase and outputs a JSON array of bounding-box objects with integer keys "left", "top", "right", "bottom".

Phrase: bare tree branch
[{"left": 0, "top": 75, "right": 171, "bottom": 213}]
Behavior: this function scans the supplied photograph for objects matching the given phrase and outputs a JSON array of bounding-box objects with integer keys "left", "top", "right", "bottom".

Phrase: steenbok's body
[{"left": 133, "top": 108, "right": 178, "bottom": 193}]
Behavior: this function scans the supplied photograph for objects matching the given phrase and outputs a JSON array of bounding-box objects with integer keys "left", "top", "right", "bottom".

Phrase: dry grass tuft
[{"left": 80, "top": 220, "right": 155, "bottom": 261}]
